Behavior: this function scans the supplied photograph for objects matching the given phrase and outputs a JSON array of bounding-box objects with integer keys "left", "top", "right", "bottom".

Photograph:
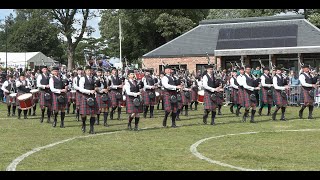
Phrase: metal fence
[{"left": 224, "top": 85, "right": 320, "bottom": 107}]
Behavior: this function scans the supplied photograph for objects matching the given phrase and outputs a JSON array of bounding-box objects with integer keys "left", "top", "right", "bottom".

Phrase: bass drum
[
  {"left": 197, "top": 90, "right": 204, "bottom": 103},
  {"left": 17, "top": 93, "right": 34, "bottom": 110}
]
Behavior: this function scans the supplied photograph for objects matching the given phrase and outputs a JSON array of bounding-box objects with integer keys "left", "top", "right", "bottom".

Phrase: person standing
[
  {"left": 161, "top": 66, "right": 183, "bottom": 127},
  {"left": 37, "top": 66, "right": 52, "bottom": 123},
  {"left": 142, "top": 69, "right": 157, "bottom": 119},
  {"left": 28, "top": 72, "right": 38, "bottom": 116},
  {"left": 108, "top": 67, "right": 124, "bottom": 120},
  {"left": 79, "top": 66, "right": 99, "bottom": 134},
  {"left": 16, "top": 73, "right": 31, "bottom": 119},
  {"left": 229, "top": 70, "right": 239, "bottom": 114},
  {"left": 49, "top": 67, "right": 68, "bottom": 128},
  {"left": 73, "top": 67, "right": 84, "bottom": 121},
  {"left": 298, "top": 65, "right": 317, "bottom": 119},
  {"left": 202, "top": 65, "right": 223, "bottom": 125},
  {"left": 272, "top": 67, "right": 290, "bottom": 121},
  {"left": 1, "top": 75, "right": 17, "bottom": 116},
  {"left": 258, "top": 67, "right": 273, "bottom": 116}
]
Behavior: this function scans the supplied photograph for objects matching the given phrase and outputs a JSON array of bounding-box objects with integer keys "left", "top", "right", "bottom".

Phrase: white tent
[{"left": 0, "top": 52, "right": 58, "bottom": 69}]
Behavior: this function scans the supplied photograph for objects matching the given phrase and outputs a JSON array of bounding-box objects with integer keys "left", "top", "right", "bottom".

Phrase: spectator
[{"left": 290, "top": 71, "right": 300, "bottom": 86}]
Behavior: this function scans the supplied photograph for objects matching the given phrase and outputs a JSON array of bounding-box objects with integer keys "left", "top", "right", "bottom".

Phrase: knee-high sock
[
  {"left": 300, "top": 105, "right": 307, "bottom": 113},
  {"left": 7, "top": 105, "right": 11, "bottom": 114},
  {"left": 18, "top": 109, "right": 22, "bottom": 117},
  {"left": 41, "top": 109, "right": 45, "bottom": 118},
  {"left": 82, "top": 116, "right": 86, "bottom": 126},
  {"left": 104, "top": 112, "right": 109, "bottom": 124},
  {"left": 150, "top": 106, "right": 154, "bottom": 116},
  {"left": 171, "top": 112, "right": 176, "bottom": 125},
  {"left": 259, "top": 103, "right": 264, "bottom": 112},
  {"left": 61, "top": 112, "right": 65, "bottom": 122},
  {"left": 185, "top": 105, "right": 188, "bottom": 115},
  {"left": 203, "top": 109, "right": 210, "bottom": 120},
  {"left": 90, "top": 117, "right": 95, "bottom": 126},
  {"left": 195, "top": 101, "right": 198, "bottom": 110},
  {"left": 134, "top": 117, "right": 139, "bottom": 126},
  {"left": 33, "top": 105, "right": 36, "bottom": 114},
  {"left": 96, "top": 114, "right": 100, "bottom": 123},
  {"left": 117, "top": 107, "right": 121, "bottom": 117},
  {"left": 144, "top": 106, "right": 149, "bottom": 115},
  {"left": 218, "top": 105, "right": 222, "bottom": 112},
  {"left": 73, "top": 104, "right": 76, "bottom": 112},
  {"left": 190, "top": 102, "right": 194, "bottom": 109},
  {"left": 47, "top": 109, "right": 51, "bottom": 118},
  {"left": 267, "top": 104, "right": 272, "bottom": 114},
  {"left": 12, "top": 105, "right": 16, "bottom": 114},
  {"left": 309, "top": 106, "right": 314, "bottom": 116},
  {"left": 54, "top": 112, "right": 58, "bottom": 122},
  {"left": 211, "top": 111, "right": 216, "bottom": 123},
  {"left": 23, "top": 110, "right": 28, "bottom": 116}
]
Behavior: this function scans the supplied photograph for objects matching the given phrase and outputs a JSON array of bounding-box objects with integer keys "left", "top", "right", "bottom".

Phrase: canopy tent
[{"left": 0, "top": 52, "right": 58, "bottom": 69}]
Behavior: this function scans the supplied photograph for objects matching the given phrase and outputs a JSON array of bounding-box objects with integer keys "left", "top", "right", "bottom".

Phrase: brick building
[{"left": 142, "top": 15, "right": 320, "bottom": 74}]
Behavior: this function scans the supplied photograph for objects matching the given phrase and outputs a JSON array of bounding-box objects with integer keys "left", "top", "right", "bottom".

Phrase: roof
[
  {"left": 0, "top": 52, "right": 58, "bottom": 67},
  {"left": 143, "top": 15, "right": 320, "bottom": 58}
]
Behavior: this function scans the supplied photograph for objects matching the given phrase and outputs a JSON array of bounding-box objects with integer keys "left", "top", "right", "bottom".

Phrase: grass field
[{"left": 1, "top": 102, "right": 320, "bottom": 171}]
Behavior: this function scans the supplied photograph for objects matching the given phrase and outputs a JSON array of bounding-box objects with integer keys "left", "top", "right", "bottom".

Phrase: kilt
[
  {"left": 126, "top": 95, "right": 143, "bottom": 114},
  {"left": 181, "top": 91, "right": 191, "bottom": 106},
  {"left": 67, "top": 91, "right": 73, "bottom": 103},
  {"left": 238, "top": 87, "right": 244, "bottom": 106},
  {"left": 79, "top": 94, "right": 99, "bottom": 115},
  {"left": 230, "top": 88, "right": 238, "bottom": 104},
  {"left": 261, "top": 87, "right": 273, "bottom": 104},
  {"left": 204, "top": 91, "right": 217, "bottom": 110},
  {"left": 96, "top": 93, "right": 110, "bottom": 110},
  {"left": 75, "top": 91, "right": 82, "bottom": 108},
  {"left": 162, "top": 90, "right": 178, "bottom": 113},
  {"left": 243, "top": 89, "right": 258, "bottom": 109},
  {"left": 215, "top": 91, "right": 224, "bottom": 106},
  {"left": 5, "top": 93, "right": 16, "bottom": 106},
  {"left": 273, "top": 90, "right": 288, "bottom": 107},
  {"left": 52, "top": 93, "right": 67, "bottom": 111},
  {"left": 142, "top": 89, "right": 157, "bottom": 106},
  {"left": 109, "top": 90, "right": 122, "bottom": 107},
  {"left": 191, "top": 88, "right": 198, "bottom": 102},
  {"left": 300, "top": 87, "right": 314, "bottom": 106},
  {"left": 39, "top": 91, "right": 52, "bottom": 109}
]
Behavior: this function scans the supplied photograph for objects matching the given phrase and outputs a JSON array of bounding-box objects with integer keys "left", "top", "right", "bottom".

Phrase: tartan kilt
[
  {"left": 261, "top": 87, "right": 273, "bottom": 104},
  {"left": 215, "top": 91, "right": 224, "bottom": 105},
  {"left": 126, "top": 95, "right": 143, "bottom": 114},
  {"left": 191, "top": 89, "right": 198, "bottom": 102},
  {"left": 75, "top": 91, "right": 82, "bottom": 108},
  {"left": 162, "top": 91, "right": 178, "bottom": 113},
  {"left": 243, "top": 89, "right": 258, "bottom": 109},
  {"left": 67, "top": 91, "right": 73, "bottom": 103},
  {"left": 39, "top": 91, "right": 52, "bottom": 109},
  {"left": 230, "top": 88, "right": 239, "bottom": 104},
  {"left": 80, "top": 94, "right": 99, "bottom": 115},
  {"left": 96, "top": 93, "right": 110, "bottom": 110},
  {"left": 238, "top": 87, "right": 244, "bottom": 106},
  {"left": 204, "top": 91, "right": 217, "bottom": 110},
  {"left": 52, "top": 93, "right": 67, "bottom": 111},
  {"left": 142, "top": 90, "right": 157, "bottom": 106},
  {"left": 5, "top": 93, "right": 16, "bottom": 106},
  {"left": 181, "top": 91, "right": 191, "bottom": 106},
  {"left": 300, "top": 87, "right": 314, "bottom": 105},
  {"left": 273, "top": 90, "right": 288, "bottom": 107},
  {"left": 109, "top": 90, "right": 122, "bottom": 107}
]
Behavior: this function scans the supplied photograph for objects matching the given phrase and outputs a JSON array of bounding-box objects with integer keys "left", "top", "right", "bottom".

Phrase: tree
[
  {"left": 206, "top": 9, "right": 284, "bottom": 20},
  {"left": 99, "top": 9, "right": 209, "bottom": 64},
  {"left": 48, "top": 9, "right": 94, "bottom": 70}
]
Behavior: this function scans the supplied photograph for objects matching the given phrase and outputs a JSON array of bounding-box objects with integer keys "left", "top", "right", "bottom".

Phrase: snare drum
[
  {"left": 9, "top": 93, "right": 17, "bottom": 103},
  {"left": 17, "top": 93, "right": 34, "bottom": 110},
  {"left": 197, "top": 90, "right": 204, "bottom": 103},
  {"left": 121, "top": 95, "right": 126, "bottom": 107}
]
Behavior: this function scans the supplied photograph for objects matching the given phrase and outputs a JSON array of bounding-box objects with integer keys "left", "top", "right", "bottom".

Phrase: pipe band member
[
  {"left": 1, "top": 74, "right": 17, "bottom": 117},
  {"left": 299, "top": 65, "right": 317, "bottom": 119},
  {"left": 37, "top": 66, "right": 52, "bottom": 123},
  {"left": 272, "top": 67, "right": 290, "bottom": 121},
  {"left": 16, "top": 73, "right": 31, "bottom": 119},
  {"left": 72, "top": 67, "right": 84, "bottom": 121},
  {"left": 258, "top": 67, "right": 273, "bottom": 116},
  {"left": 161, "top": 65, "right": 183, "bottom": 128},
  {"left": 142, "top": 69, "right": 157, "bottom": 119},
  {"left": 108, "top": 67, "right": 124, "bottom": 120}
]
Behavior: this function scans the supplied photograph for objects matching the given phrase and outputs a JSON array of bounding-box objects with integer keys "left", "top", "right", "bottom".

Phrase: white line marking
[{"left": 190, "top": 129, "right": 320, "bottom": 171}]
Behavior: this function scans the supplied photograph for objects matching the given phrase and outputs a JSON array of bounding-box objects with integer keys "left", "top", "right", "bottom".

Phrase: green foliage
[
  {"left": 207, "top": 9, "right": 284, "bottom": 19},
  {"left": 99, "top": 9, "right": 209, "bottom": 63}
]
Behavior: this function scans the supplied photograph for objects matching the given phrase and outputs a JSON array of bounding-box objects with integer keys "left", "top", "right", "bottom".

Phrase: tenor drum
[
  {"left": 135, "top": 73, "right": 145, "bottom": 80},
  {"left": 197, "top": 90, "right": 204, "bottom": 103},
  {"left": 30, "top": 89, "right": 40, "bottom": 99},
  {"left": 121, "top": 95, "right": 126, "bottom": 107},
  {"left": 17, "top": 93, "right": 34, "bottom": 110},
  {"left": 9, "top": 93, "right": 17, "bottom": 103},
  {"left": 155, "top": 91, "right": 160, "bottom": 104}
]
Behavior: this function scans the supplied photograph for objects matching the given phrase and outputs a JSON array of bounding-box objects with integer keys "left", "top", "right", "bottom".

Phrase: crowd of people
[{"left": 0, "top": 60, "right": 319, "bottom": 133}]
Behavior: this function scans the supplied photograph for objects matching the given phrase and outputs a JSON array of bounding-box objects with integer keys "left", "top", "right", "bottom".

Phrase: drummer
[
  {"left": 49, "top": 66, "right": 68, "bottom": 128},
  {"left": 16, "top": 73, "right": 31, "bottom": 119},
  {"left": 28, "top": 72, "right": 38, "bottom": 116},
  {"left": 37, "top": 66, "right": 52, "bottom": 123},
  {"left": 1, "top": 75, "right": 17, "bottom": 116}
]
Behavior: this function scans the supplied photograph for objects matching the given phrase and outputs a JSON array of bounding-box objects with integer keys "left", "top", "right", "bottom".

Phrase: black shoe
[
  {"left": 280, "top": 115, "right": 286, "bottom": 121},
  {"left": 18, "top": 116, "right": 21, "bottom": 119},
  {"left": 128, "top": 123, "right": 132, "bottom": 130},
  {"left": 24, "top": 116, "right": 28, "bottom": 119},
  {"left": 32, "top": 113, "right": 36, "bottom": 116},
  {"left": 299, "top": 110, "right": 303, "bottom": 119},
  {"left": 250, "top": 120, "right": 256, "bottom": 123},
  {"left": 203, "top": 117, "right": 207, "bottom": 124},
  {"left": 40, "top": 117, "right": 43, "bottom": 123},
  {"left": 230, "top": 106, "right": 234, "bottom": 114},
  {"left": 72, "top": 110, "right": 75, "bottom": 114},
  {"left": 60, "top": 123, "right": 65, "bottom": 128},
  {"left": 176, "top": 116, "right": 181, "bottom": 121},
  {"left": 52, "top": 121, "right": 57, "bottom": 127},
  {"left": 12, "top": 113, "right": 15, "bottom": 116},
  {"left": 143, "top": 113, "right": 147, "bottom": 119},
  {"left": 134, "top": 125, "right": 139, "bottom": 131},
  {"left": 218, "top": 111, "right": 222, "bottom": 115},
  {"left": 104, "top": 123, "right": 109, "bottom": 127},
  {"left": 272, "top": 113, "right": 276, "bottom": 121},
  {"left": 7, "top": 113, "right": 10, "bottom": 117},
  {"left": 258, "top": 109, "right": 262, "bottom": 116},
  {"left": 267, "top": 112, "right": 271, "bottom": 116},
  {"left": 47, "top": 118, "right": 51, "bottom": 123},
  {"left": 67, "top": 110, "right": 69, "bottom": 114},
  {"left": 110, "top": 112, "right": 113, "bottom": 120},
  {"left": 210, "top": 121, "right": 215, "bottom": 125},
  {"left": 235, "top": 109, "right": 239, "bottom": 116},
  {"left": 82, "top": 125, "right": 86, "bottom": 133},
  {"left": 242, "top": 116, "right": 246, "bottom": 122},
  {"left": 308, "top": 115, "right": 314, "bottom": 119},
  {"left": 162, "top": 120, "right": 167, "bottom": 127},
  {"left": 171, "top": 124, "right": 177, "bottom": 128}
]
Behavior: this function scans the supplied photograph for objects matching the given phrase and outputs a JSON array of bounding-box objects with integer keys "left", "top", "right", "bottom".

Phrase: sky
[{"left": 0, "top": 9, "right": 101, "bottom": 39}]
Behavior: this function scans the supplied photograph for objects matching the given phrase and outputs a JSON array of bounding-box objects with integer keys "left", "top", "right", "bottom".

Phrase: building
[
  {"left": 142, "top": 15, "right": 320, "bottom": 74},
  {"left": 0, "top": 52, "right": 58, "bottom": 70}
]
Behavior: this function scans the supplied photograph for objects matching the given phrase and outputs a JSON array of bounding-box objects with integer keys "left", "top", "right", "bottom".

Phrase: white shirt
[
  {"left": 16, "top": 79, "right": 30, "bottom": 88},
  {"left": 79, "top": 75, "right": 94, "bottom": 95},
  {"left": 73, "top": 75, "right": 82, "bottom": 91},
  {"left": 37, "top": 73, "right": 48, "bottom": 89},
  {"left": 202, "top": 74, "right": 216, "bottom": 92},
  {"left": 261, "top": 74, "right": 273, "bottom": 88},
  {"left": 299, "top": 73, "right": 313, "bottom": 88},
  {"left": 242, "top": 73, "right": 255, "bottom": 91},
  {"left": 230, "top": 77, "right": 239, "bottom": 90},
  {"left": 236, "top": 74, "right": 245, "bottom": 87},
  {"left": 161, "top": 74, "right": 177, "bottom": 91},
  {"left": 49, "top": 76, "right": 63, "bottom": 94},
  {"left": 143, "top": 76, "right": 154, "bottom": 91},
  {"left": 1, "top": 80, "right": 10, "bottom": 93},
  {"left": 273, "top": 74, "right": 286, "bottom": 90},
  {"left": 124, "top": 79, "right": 140, "bottom": 97}
]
